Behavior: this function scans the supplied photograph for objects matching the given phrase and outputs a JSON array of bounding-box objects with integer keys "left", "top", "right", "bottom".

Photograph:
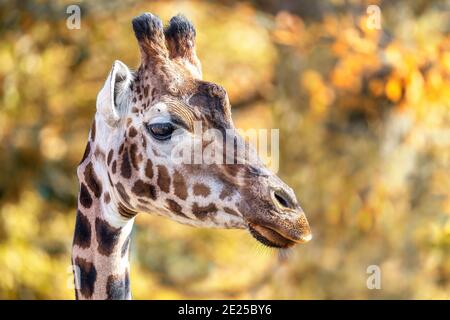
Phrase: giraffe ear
[{"left": 96, "top": 60, "right": 133, "bottom": 127}]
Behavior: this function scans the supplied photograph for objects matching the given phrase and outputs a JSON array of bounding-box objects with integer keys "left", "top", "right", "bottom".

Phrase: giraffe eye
[{"left": 147, "top": 122, "right": 175, "bottom": 141}]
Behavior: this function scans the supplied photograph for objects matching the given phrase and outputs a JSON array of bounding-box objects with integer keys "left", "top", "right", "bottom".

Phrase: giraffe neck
[{"left": 72, "top": 128, "right": 135, "bottom": 300}]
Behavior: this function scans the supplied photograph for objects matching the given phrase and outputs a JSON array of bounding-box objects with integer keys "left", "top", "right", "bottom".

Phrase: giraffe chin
[{"left": 248, "top": 223, "right": 298, "bottom": 249}]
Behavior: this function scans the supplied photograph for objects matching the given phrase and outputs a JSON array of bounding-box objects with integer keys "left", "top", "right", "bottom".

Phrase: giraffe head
[{"left": 91, "top": 13, "right": 311, "bottom": 248}]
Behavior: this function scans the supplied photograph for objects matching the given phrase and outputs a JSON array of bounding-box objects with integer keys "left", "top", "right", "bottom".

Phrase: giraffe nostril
[
  {"left": 274, "top": 192, "right": 289, "bottom": 208},
  {"left": 271, "top": 189, "right": 296, "bottom": 210}
]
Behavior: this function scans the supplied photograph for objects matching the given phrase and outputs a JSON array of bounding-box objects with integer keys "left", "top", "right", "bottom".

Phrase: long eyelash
[{"left": 169, "top": 115, "right": 190, "bottom": 131}]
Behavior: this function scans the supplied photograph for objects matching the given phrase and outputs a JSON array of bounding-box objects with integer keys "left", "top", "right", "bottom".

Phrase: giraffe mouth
[{"left": 248, "top": 223, "right": 307, "bottom": 249}]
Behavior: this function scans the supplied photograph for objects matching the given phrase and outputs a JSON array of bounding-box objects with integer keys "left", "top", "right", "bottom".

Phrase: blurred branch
[{"left": 231, "top": 91, "right": 267, "bottom": 110}]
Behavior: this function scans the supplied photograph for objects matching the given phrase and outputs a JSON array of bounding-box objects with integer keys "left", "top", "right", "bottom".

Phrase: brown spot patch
[
  {"left": 112, "top": 160, "right": 117, "bottom": 174},
  {"left": 119, "top": 143, "right": 125, "bottom": 155},
  {"left": 74, "top": 257, "right": 97, "bottom": 299},
  {"left": 192, "top": 203, "right": 217, "bottom": 220},
  {"left": 120, "top": 148, "right": 132, "bottom": 179},
  {"left": 145, "top": 160, "right": 153, "bottom": 179},
  {"left": 116, "top": 182, "right": 130, "bottom": 205},
  {"left": 107, "top": 150, "right": 113, "bottom": 166},
  {"left": 129, "top": 143, "right": 140, "bottom": 170},
  {"left": 104, "top": 191, "right": 111, "bottom": 204},
  {"left": 157, "top": 165, "right": 171, "bottom": 193},
  {"left": 173, "top": 170, "right": 188, "bottom": 200},
  {"left": 167, "top": 199, "right": 189, "bottom": 219},
  {"left": 95, "top": 217, "right": 121, "bottom": 256},
  {"left": 106, "top": 271, "right": 130, "bottom": 300},
  {"left": 73, "top": 210, "right": 91, "bottom": 249},
  {"left": 79, "top": 183, "right": 93, "bottom": 208},
  {"left": 79, "top": 142, "right": 90, "bottom": 165},
  {"left": 84, "top": 162, "right": 102, "bottom": 198},
  {"left": 131, "top": 179, "right": 156, "bottom": 200},
  {"left": 129, "top": 126, "right": 137, "bottom": 138},
  {"left": 193, "top": 183, "right": 210, "bottom": 197}
]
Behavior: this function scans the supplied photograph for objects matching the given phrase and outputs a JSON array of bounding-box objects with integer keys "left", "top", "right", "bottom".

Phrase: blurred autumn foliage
[{"left": 0, "top": 0, "right": 449, "bottom": 299}]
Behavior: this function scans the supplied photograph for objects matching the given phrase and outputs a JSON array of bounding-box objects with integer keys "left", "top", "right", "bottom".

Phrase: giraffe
[{"left": 72, "top": 13, "right": 312, "bottom": 300}]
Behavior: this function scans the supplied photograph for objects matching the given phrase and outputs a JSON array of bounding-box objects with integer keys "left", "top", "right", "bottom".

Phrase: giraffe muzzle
[
  {"left": 247, "top": 207, "right": 312, "bottom": 248},
  {"left": 242, "top": 183, "right": 312, "bottom": 248},
  {"left": 248, "top": 219, "right": 312, "bottom": 249}
]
